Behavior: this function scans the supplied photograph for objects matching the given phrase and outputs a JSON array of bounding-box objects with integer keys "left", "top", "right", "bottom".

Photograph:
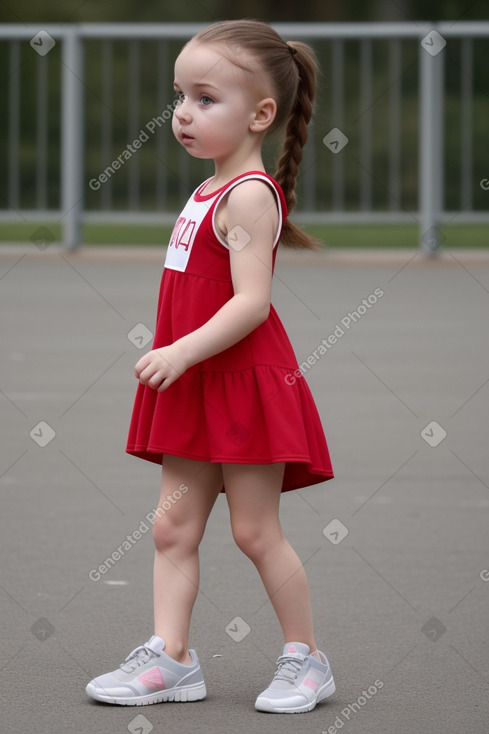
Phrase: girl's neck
[{"left": 210, "top": 151, "right": 266, "bottom": 191}]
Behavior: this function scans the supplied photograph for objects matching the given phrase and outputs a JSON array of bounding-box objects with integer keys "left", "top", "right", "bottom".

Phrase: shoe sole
[
  {"left": 86, "top": 681, "right": 206, "bottom": 706},
  {"left": 255, "top": 675, "right": 335, "bottom": 714}
]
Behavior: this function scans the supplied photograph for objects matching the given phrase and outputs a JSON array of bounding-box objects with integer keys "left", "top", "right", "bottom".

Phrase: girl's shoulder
[
  {"left": 216, "top": 171, "right": 287, "bottom": 216},
  {"left": 213, "top": 172, "right": 287, "bottom": 250}
]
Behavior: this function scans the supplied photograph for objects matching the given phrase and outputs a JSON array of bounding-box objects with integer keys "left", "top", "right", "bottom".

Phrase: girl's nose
[{"left": 174, "top": 98, "right": 191, "bottom": 122}]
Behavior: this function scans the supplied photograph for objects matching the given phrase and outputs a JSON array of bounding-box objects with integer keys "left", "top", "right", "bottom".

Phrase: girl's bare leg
[
  {"left": 153, "top": 454, "right": 222, "bottom": 663},
  {"left": 222, "top": 462, "right": 317, "bottom": 651}
]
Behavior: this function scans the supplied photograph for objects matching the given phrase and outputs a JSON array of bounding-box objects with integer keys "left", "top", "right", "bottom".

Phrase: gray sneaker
[
  {"left": 86, "top": 635, "right": 206, "bottom": 705},
  {"left": 255, "top": 641, "right": 335, "bottom": 713}
]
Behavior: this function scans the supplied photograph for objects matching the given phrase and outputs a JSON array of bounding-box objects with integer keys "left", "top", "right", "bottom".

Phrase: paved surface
[{"left": 1, "top": 245, "right": 488, "bottom": 734}]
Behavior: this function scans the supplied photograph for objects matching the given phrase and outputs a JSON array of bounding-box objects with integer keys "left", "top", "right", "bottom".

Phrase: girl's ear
[{"left": 249, "top": 98, "right": 277, "bottom": 133}]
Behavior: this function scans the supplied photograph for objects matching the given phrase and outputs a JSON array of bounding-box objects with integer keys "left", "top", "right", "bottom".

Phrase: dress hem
[
  {"left": 127, "top": 443, "right": 331, "bottom": 469},
  {"left": 125, "top": 445, "right": 334, "bottom": 492}
]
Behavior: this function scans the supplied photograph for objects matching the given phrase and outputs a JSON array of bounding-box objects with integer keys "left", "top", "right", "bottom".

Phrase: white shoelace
[
  {"left": 273, "top": 654, "right": 306, "bottom": 684},
  {"left": 120, "top": 644, "right": 158, "bottom": 673}
]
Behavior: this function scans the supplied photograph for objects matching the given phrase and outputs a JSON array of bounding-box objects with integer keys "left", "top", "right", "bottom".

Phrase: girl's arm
[{"left": 135, "top": 180, "right": 279, "bottom": 392}]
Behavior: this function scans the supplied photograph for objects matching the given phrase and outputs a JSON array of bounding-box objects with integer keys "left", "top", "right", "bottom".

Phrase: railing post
[
  {"left": 61, "top": 27, "right": 84, "bottom": 251},
  {"left": 418, "top": 28, "right": 445, "bottom": 254}
]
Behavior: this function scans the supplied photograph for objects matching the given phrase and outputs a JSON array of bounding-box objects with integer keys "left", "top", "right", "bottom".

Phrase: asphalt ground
[{"left": 0, "top": 244, "right": 488, "bottom": 734}]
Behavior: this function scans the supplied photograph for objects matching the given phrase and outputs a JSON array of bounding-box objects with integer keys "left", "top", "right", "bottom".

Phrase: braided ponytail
[
  {"left": 274, "top": 42, "right": 320, "bottom": 250},
  {"left": 191, "top": 20, "right": 321, "bottom": 250}
]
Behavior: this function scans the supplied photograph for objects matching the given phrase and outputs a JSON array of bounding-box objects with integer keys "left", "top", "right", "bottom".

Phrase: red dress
[{"left": 126, "top": 171, "right": 334, "bottom": 492}]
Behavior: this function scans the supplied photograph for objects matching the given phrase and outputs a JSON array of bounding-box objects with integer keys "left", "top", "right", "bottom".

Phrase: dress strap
[{"left": 210, "top": 172, "right": 287, "bottom": 250}]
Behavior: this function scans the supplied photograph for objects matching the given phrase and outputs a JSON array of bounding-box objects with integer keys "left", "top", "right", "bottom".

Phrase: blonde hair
[{"left": 190, "top": 19, "right": 320, "bottom": 250}]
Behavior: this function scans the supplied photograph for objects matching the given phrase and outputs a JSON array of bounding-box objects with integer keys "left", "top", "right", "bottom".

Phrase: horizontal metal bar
[
  {"left": 3, "top": 210, "right": 489, "bottom": 226},
  {"left": 436, "top": 22, "right": 489, "bottom": 36},
  {"left": 85, "top": 211, "right": 421, "bottom": 225},
  {"left": 84, "top": 212, "right": 184, "bottom": 225},
  {"left": 0, "top": 24, "right": 195, "bottom": 39},
  {"left": 76, "top": 22, "right": 434, "bottom": 39},
  {"left": 1, "top": 22, "right": 489, "bottom": 41},
  {"left": 0, "top": 210, "right": 179, "bottom": 225},
  {"left": 0, "top": 210, "right": 64, "bottom": 222},
  {"left": 293, "top": 212, "right": 489, "bottom": 225},
  {"left": 437, "top": 212, "right": 489, "bottom": 224}
]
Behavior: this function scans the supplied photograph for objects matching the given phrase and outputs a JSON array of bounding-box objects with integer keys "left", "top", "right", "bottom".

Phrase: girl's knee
[
  {"left": 231, "top": 520, "right": 282, "bottom": 561},
  {"left": 152, "top": 511, "right": 204, "bottom": 554}
]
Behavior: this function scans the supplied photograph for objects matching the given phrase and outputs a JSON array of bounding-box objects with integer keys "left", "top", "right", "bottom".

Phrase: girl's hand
[{"left": 135, "top": 343, "right": 188, "bottom": 392}]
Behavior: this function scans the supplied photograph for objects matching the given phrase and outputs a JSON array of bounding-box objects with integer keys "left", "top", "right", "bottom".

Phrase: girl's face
[{"left": 172, "top": 42, "right": 264, "bottom": 163}]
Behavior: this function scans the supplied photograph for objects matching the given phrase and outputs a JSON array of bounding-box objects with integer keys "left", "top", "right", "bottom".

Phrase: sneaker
[
  {"left": 85, "top": 635, "right": 206, "bottom": 705},
  {"left": 255, "top": 641, "right": 335, "bottom": 714}
]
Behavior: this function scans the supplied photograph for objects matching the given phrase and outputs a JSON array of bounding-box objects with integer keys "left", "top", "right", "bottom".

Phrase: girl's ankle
[{"left": 163, "top": 644, "right": 193, "bottom": 665}]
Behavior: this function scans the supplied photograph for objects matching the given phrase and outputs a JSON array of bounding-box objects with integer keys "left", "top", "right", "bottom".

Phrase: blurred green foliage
[
  {"left": 0, "top": 0, "right": 487, "bottom": 23},
  {"left": 0, "top": 1, "right": 488, "bottom": 219}
]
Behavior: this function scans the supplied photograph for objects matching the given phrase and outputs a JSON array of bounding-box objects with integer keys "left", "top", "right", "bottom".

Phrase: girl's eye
[
  {"left": 174, "top": 92, "right": 186, "bottom": 106},
  {"left": 200, "top": 95, "right": 214, "bottom": 106}
]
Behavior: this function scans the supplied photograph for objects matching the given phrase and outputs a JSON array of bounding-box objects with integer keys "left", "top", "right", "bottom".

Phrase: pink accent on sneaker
[
  {"left": 303, "top": 677, "right": 319, "bottom": 691},
  {"left": 137, "top": 667, "right": 166, "bottom": 691},
  {"left": 288, "top": 645, "right": 297, "bottom": 653}
]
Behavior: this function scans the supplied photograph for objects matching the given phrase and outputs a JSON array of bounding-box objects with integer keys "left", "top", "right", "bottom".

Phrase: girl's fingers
[
  {"left": 148, "top": 371, "right": 165, "bottom": 390},
  {"left": 157, "top": 372, "right": 176, "bottom": 393},
  {"left": 135, "top": 351, "right": 178, "bottom": 390},
  {"left": 136, "top": 357, "right": 158, "bottom": 383},
  {"left": 135, "top": 355, "right": 149, "bottom": 378}
]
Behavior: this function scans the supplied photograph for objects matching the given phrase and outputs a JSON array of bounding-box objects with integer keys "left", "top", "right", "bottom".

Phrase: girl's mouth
[{"left": 181, "top": 133, "right": 194, "bottom": 144}]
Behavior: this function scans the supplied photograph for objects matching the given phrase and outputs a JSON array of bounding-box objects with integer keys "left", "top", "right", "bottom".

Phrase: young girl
[{"left": 86, "top": 19, "right": 335, "bottom": 714}]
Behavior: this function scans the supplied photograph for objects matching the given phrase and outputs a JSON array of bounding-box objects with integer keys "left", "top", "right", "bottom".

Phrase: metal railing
[{"left": 1, "top": 22, "right": 488, "bottom": 251}]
